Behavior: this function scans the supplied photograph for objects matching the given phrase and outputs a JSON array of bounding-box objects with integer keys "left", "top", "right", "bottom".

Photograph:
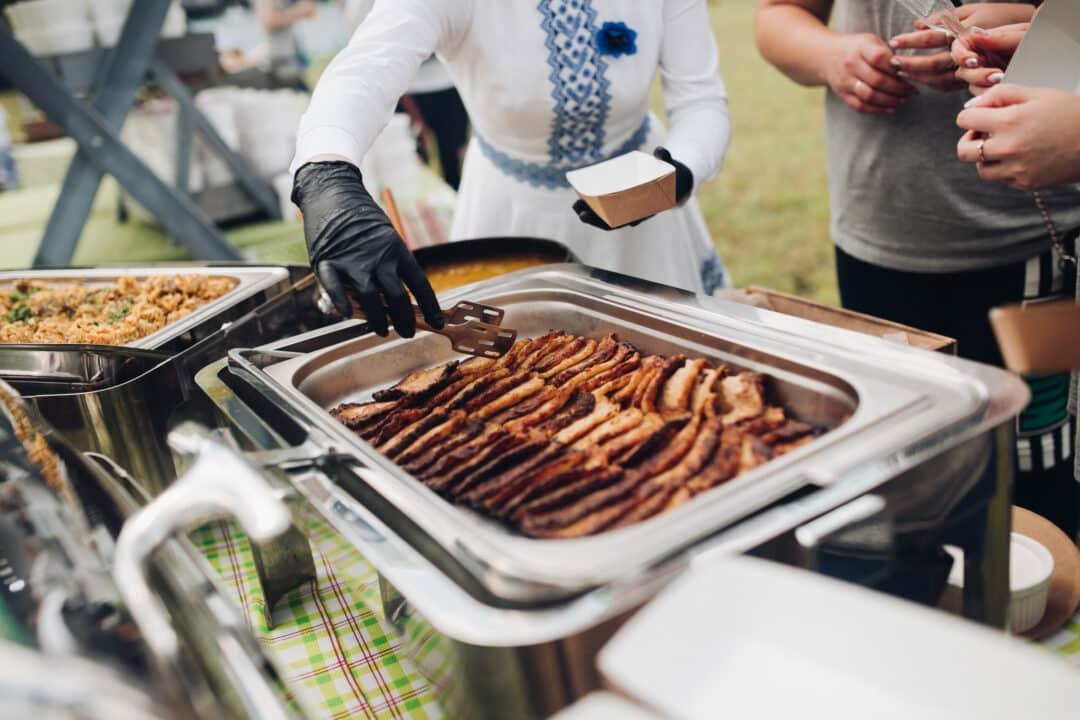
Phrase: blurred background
[{"left": 0, "top": 0, "right": 836, "bottom": 303}]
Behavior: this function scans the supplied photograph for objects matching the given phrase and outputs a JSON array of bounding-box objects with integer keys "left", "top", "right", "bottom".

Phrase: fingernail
[
  {"left": 965, "top": 58, "right": 980, "bottom": 68},
  {"left": 964, "top": 96, "right": 979, "bottom": 108},
  {"left": 890, "top": 57, "right": 902, "bottom": 69},
  {"left": 988, "top": 72, "right": 1005, "bottom": 84},
  {"left": 889, "top": 39, "right": 900, "bottom": 49},
  {"left": 972, "top": 26, "right": 988, "bottom": 35}
]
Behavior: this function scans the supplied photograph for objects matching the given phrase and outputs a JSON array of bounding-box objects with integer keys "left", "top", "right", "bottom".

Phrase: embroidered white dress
[{"left": 292, "top": 0, "right": 732, "bottom": 294}]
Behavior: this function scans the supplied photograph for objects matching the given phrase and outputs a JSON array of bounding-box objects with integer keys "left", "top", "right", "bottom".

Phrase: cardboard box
[
  {"left": 724, "top": 287, "right": 958, "bottom": 354},
  {"left": 1005, "top": 0, "right": 1080, "bottom": 92},
  {"left": 990, "top": 301, "right": 1080, "bottom": 374},
  {"left": 566, "top": 151, "right": 676, "bottom": 229}
]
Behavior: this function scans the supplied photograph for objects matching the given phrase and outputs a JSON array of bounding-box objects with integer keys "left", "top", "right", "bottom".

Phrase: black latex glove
[
  {"left": 292, "top": 161, "right": 444, "bottom": 338},
  {"left": 573, "top": 146, "right": 695, "bottom": 231}
]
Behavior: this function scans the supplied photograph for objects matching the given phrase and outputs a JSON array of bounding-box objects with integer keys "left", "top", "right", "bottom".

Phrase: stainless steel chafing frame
[
  {"left": 222, "top": 265, "right": 1029, "bottom": 607},
  {"left": 0, "top": 265, "right": 291, "bottom": 352}
]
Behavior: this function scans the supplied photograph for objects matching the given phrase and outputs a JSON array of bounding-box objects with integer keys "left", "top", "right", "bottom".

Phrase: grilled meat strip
[{"left": 331, "top": 332, "right": 836, "bottom": 539}]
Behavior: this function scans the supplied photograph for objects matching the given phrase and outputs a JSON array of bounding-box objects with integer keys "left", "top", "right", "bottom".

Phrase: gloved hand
[
  {"left": 292, "top": 161, "right": 444, "bottom": 338},
  {"left": 573, "top": 147, "right": 694, "bottom": 231}
]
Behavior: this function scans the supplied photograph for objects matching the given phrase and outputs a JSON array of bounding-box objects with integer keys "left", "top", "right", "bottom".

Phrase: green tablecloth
[{"left": 192, "top": 511, "right": 447, "bottom": 720}]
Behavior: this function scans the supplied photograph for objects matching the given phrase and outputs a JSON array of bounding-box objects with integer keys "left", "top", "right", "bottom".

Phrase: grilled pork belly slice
[
  {"left": 639, "top": 356, "right": 687, "bottom": 413},
  {"left": 378, "top": 409, "right": 451, "bottom": 457},
  {"left": 552, "top": 394, "right": 619, "bottom": 445},
  {"left": 331, "top": 401, "right": 398, "bottom": 431},
  {"left": 393, "top": 411, "right": 468, "bottom": 464},
  {"left": 550, "top": 335, "right": 619, "bottom": 387},
  {"left": 401, "top": 421, "right": 485, "bottom": 475},
  {"left": 330, "top": 331, "right": 833, "bottom": 539},
  {"left": 661, "top": 358, "right": 706, "bottom": 413},
  {"left": 474, "top": 375, "right": 546, "bottom": 420},
  {"left": 373, "top": 360, "right": 459, "bottom": 402},
  {"left": 720, "top": 372, "right": 767, "bottom": 426},
  {"left": 488, "top": 450, "right": 593, "bottom": 518}
]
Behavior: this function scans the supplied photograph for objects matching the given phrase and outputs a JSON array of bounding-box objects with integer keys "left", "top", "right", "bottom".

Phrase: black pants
[
  {"left": 410, "top": 87, "right": 469, "bottom": 191},
  {"left": 836, "top": 244, "right": 1078, "bottom": 538}
]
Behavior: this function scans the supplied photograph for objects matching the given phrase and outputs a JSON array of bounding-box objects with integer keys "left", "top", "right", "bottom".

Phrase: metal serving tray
[
  {"left": 228, "top": 266, "right": 1028, "bottom": 605},
  {"left": 0, "top": 265, "right": 291, "bottom": 353}
]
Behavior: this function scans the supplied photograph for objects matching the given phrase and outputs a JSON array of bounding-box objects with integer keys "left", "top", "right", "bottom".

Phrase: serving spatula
[{"left": 415, "top": 304, "right": 517, "bottom": 359}]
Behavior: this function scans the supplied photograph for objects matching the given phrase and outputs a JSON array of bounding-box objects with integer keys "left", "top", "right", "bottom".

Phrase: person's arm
[
  {"left": 956, "top": 84, "right": 1080, "bottom": 191},
  {"left": 658, "top": 0, "right": 731, "bottom": 192},
  {"left": 755, "top": 0, "right": 915, "bottom": 115},
  {"left": 290, "top": 0, "right": 467, "bottom": 337},
  {"left": 291, "top": 0, "right": 466, "bottom": 172},
  {"left": 254, "top": 0, "right": 316, "bottom": 32}
]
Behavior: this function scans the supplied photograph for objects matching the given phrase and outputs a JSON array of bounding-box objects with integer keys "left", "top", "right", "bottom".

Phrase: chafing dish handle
[
  {"left": 112, "top": 426, "right": 293, "bottom": 661},
  {"left": 793, "top": 494, "right": 889, "bottom": 570}
]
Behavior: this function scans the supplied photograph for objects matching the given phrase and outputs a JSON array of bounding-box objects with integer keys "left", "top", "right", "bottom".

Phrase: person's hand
[
  {"left": 889, "top": 21, "right": 965, "bottom": 92},
  {"left": 823, "top": 33, "right": 916, "bottom": 115},
  {"left": 889, "top": 5, "right": 1032, "bottom": 93},
  {"left": 956, "top": 85, "right": 1080, "bottom": 191},
  {"left": 574, "top": 147, "right": 693, "bottom": 231},
  {"left": 952, "top": 23, "right": 1030, "bottom": 96},
  {"left": 290, "top": 0, "right": 317, "bottom": 21},
  {"left": 292, "top": 161, "right": 444, "bottom": 337}
]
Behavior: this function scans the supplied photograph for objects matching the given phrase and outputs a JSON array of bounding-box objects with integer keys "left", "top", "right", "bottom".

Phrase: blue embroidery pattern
[
  {"left": 476, "top": 117, "right": 650, "bottom": 190},
  {"left": 595, "top": 21, "right": 637, "bottom": 58},
  {"left": 700, "top": 251, "right": 728, "bottom": 295},
  {"left": 538, "top": 0, "right": 611, "bottom": 166}
]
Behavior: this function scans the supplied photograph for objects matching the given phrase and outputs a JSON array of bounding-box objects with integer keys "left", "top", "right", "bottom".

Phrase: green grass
[
  {"left": 703, "top": 0, "right": 836, "bottom": 304},
  {"left": 0, "top": 0, "right": 837, "bottom": 303}
]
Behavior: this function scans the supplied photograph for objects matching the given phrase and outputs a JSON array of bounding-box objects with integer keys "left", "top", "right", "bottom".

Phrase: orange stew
[{"left": 423, "top": 256, "right": 554, "bottom": 293}]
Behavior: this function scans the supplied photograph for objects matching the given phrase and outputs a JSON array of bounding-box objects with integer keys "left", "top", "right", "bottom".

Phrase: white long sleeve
[
  {"left": 290, "top": 0, "right": 469, "bottom": 173},
  {"left": 659, "top": 0, "right": 731, "bottom": 191}
]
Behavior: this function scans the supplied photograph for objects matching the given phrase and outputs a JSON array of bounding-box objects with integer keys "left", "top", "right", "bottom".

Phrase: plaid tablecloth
[
  {"left": 193, "top": 508, "right": 1080, "bottom": 719},
  {"left": 191, "top": 512, "right": 447, "bottom": 720},
  {"left": 1042, "top": 612, "right": 1080, "bottom": 666}
]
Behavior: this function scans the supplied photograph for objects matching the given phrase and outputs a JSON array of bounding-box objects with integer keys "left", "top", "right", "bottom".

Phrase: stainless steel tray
[
  {"left": 0, "top": 265, "right": 291, "bottom": 352},
  {"left": 227, "top": 266, "right": 1028, "bottom": 605}
]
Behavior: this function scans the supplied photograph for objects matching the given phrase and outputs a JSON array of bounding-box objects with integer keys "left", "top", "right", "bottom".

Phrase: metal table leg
[
  {"left": 0, "top": 30, "right": 240, "bottom": 264},
  {"left": 961, "top": 424, "right": 1015, "bottom": 628}
]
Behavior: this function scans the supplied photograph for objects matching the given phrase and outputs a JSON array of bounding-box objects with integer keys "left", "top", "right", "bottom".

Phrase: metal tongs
[
  {"left": 892, "top": 0, "right": 1008, "bottom": 67},
  {"left": 416, "top": 300, "right": 517, "bottom": 359}
]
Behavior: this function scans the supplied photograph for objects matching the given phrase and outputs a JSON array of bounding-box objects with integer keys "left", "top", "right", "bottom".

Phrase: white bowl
[
  {"left": 1009, "top": 533, "right": 1055, "bottom": 633},
  {"left": 944, "top": 532, "right": 1054, "bottom": 634}
]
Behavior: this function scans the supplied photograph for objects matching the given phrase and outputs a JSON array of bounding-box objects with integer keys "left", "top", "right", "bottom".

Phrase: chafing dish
[
  {"left": 0, "top": 265, "right": 292, "bottom": 352},
  {"left": 199, "top": 264, "right": 1028, "bottom": 719},
  {"left": 0, "top": 380, "right": 301, "bottom": 719},
  {"left": 12, "top": 268, "right": 328, "bottom": 493}
]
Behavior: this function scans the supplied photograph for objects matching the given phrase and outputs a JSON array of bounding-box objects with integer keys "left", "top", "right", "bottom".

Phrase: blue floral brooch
[{"left": 595, "top": 21, "right": 637, "bottom": 58}]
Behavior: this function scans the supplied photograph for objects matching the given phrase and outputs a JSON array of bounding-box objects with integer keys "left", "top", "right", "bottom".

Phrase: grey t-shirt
[{"left": 827, "top": 0, "right": 1080, "bottom": 273}]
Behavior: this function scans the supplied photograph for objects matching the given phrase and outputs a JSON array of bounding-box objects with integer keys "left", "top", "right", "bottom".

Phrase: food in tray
[
  {"left": 424, "top": 256, "right": 555, "bottom": 292},
  {"left": 331, "top": 331, "right": 830, "bottom": 539},
  {"left": 0, "top": 384, "right": 69, "bottom": 507},
  {"left": 0, "top": 275, "right": 235, "bottom": 345}
]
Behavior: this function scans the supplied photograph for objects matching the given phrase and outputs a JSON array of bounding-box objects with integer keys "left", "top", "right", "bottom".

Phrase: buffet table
[
  {"left": 0, "top": 257, "right": 1071, "bottom": 720},
  {"left": 193, "top": 513, "right": 447, "bottom": 720}
]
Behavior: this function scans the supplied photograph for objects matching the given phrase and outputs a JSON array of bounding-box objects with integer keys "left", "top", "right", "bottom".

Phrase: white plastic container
[
  {"left": 945, "top": 532, "right": 1055, "bottom": 634},
  {"left": 599, "top": 555, "right": 1078, "bottom": 720},
  {"left": 6, "top": 0, "right": 94, "bottom": 56},
  {"left": 1008, "top": 533, "right": 1055, "bottom": 633}
]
